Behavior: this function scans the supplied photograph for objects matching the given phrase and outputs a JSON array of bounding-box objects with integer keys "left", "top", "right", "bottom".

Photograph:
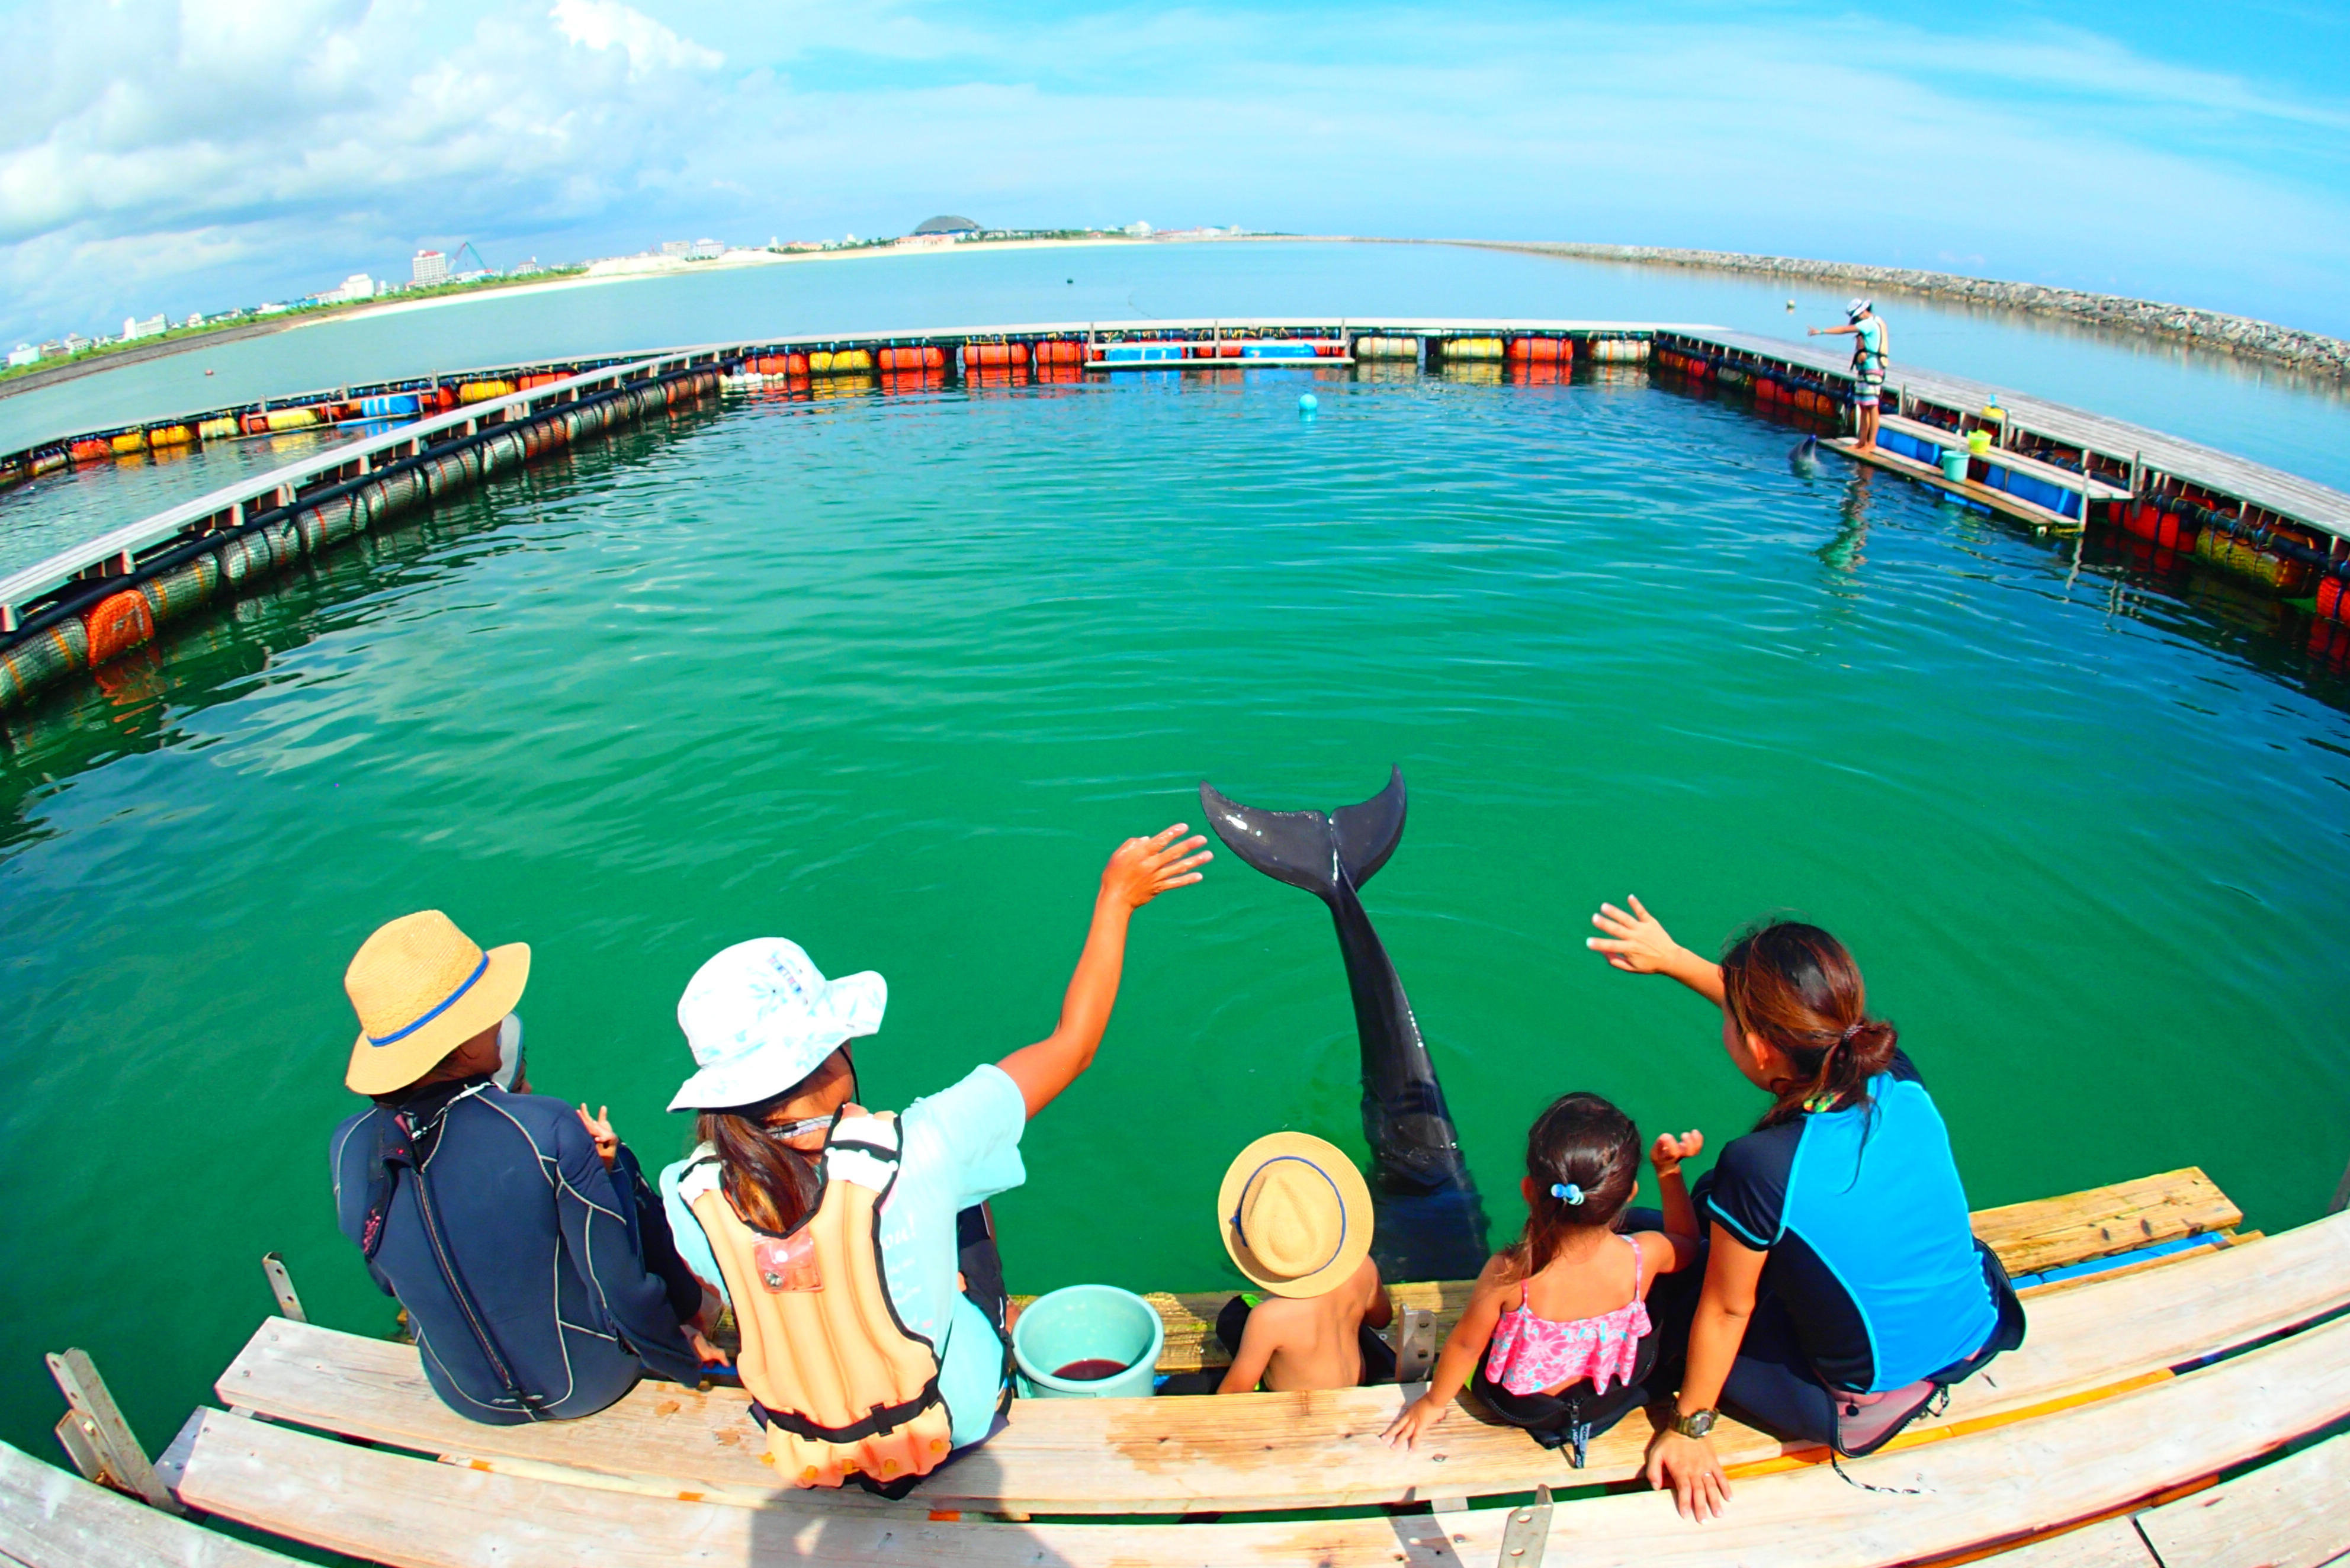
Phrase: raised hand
[
  {"left": 1587, "top": 895, "right": 1682, "bottom": 973},
  {"left": 1100, "top": 822, "right": 1212, "bottom": 911},
  {"left": 1650, "top": 1129, "right": 1704, "bottom": 1176},
  {"left": 576, "top": 1104, "right": 618, "bottom": 1169}
]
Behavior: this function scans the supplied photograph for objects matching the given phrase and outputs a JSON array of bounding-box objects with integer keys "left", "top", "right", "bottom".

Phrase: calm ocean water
[
  {"left": 1, "top": 361, "right": 2343, "bottom": 1470},
  {"left": 3, "top": 240, "right": 2348, "bottom": 580}
]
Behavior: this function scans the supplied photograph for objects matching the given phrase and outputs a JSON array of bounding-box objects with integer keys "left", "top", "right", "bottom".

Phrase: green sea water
[{"left": 1, "top": 365, "right": 2345, "bottom": 1474}]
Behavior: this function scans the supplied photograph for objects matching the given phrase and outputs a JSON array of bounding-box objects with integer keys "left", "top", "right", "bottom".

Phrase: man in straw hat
[
  {"left": 330, "top": 910, "right": 704, "bottom": 1424},
  {"left": 1174, "top": 1131, "right": 1394, "bottom": 1395}
]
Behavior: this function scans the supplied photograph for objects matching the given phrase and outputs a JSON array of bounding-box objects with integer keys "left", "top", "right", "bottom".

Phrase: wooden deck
[
  {"left": 15, "top": 1166, "right": 2345, "bottom": 1566},
  {"left": 1672, "top": 327, "right": 2350, "bottom": 542},
  {"left": 167, "top": 1292, "right": 2350, "bottom": 1568}
]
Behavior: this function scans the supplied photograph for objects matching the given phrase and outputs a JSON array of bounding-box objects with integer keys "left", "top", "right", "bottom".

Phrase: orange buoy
[
  {"left": 70, "top": 439, "right": 111, "bottom": 464},
  {"left": 1505, "top": 338, "right": 1569, "bottom": 363},
  {"left": 965, "top": 343, "right": 1026, "bottom": 368},
  {"left": 2314, "top": 574, "right": 2348, "bottom": 625},
  {"left": 84, "top": 589, "right": 156, "bottom": 666}
]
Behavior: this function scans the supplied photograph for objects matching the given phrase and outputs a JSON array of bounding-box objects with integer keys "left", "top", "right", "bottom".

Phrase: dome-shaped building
[{"left": 911, "top": 215, "right": 981, "bottom": 236}]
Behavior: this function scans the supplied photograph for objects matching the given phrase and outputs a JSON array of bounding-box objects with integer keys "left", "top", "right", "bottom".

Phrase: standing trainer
[
  {"left": 1810, "top": 300, "right": 1888, "bottom": 452},
  {"left": 330, "top": 910, "right": 704, "bottom": 1423}
]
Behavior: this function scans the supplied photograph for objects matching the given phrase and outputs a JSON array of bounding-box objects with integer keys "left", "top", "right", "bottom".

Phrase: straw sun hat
[
  {"left": 343, "top": 911, "right": 530, "bottom": 1095},
  {"left": 1218, "top": 1132, "right": 1374, "bottom": 1298}
]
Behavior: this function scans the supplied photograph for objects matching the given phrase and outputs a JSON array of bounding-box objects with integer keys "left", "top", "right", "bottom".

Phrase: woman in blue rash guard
[{"left": 1587, "top": 904, "right": 2023, "bottom": 1522}]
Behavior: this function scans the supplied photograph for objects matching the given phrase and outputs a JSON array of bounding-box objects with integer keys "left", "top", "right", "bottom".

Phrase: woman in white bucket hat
[{"left": 657, "top": 821, "right": 1209, "bottom": 1492}]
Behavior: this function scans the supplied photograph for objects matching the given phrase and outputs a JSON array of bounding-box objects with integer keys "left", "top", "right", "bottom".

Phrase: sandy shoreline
[{"left": 0, "top": 235, "right": 1254, "bottom": 406}]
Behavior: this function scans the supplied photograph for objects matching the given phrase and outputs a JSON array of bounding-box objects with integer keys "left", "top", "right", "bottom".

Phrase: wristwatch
[{"left": 1672, "top": 1408, "right": 1719, "bottom": 1440}]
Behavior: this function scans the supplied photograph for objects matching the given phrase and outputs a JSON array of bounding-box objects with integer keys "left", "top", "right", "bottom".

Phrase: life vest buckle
[{"left": 754, "top": 1230, "right": 823, "bottom": 1293}]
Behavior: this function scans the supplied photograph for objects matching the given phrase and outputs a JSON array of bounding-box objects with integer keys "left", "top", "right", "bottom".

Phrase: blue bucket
[
  {"left": 1938, "top": 448, "right": 1971, "bottom": 483},
  {"left": 1011, "top": 1284, "right": 1164, "bottom": 1399}
]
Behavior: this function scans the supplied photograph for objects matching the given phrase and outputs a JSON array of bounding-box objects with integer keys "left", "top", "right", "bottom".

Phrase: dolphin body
[
  {"left": 1199, "top": 769, "right": 1491, "bottom": 1281},
  {"left": 1790, "top": 434, "right": 1821, "bottom": 476}
]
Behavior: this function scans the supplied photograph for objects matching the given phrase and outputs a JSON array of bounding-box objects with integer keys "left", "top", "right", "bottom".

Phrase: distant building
[
  {"left": 412, "top": 249, "right": 448, "bottom": 285},
  {"left": 686, "top": 238, "right": 724, "bottom": 260},
  {"left": 317, "top": 274, "right": 376, "bottom": 304},
  {"left": 661, "top": 240, "right": 691, "bottom": 257},
  {"left": 124, "top": 314, "right": 167, "bottom": 340},
  {"left": 61, "top": 333, "right": 91, "bottom": 353},
  {"left": 7, "top": 343, "right": 37, "bottom": 368},
  {"left": 1122, "top": 221, "right": 1154, "bottom": 237},
  {"left": 911, "top": 215, "right": 980, "bottom": 237}
]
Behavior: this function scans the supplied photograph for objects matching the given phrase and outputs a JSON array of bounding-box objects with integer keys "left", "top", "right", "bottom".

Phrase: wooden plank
[
  {"left": 1826, "top": 436, "right": 2089, "bottom": 529},
  {"left": 210, "top": 1210, "right": 2350, "bottom": 1516},
  {"left": 173, "top": 1310, "right": 2350, "bottom": 1568},
  {"left": 1874, "top": 413, "right": 2131, "bottom": 501},
  {"left": 1985, "top": 1518, "right": 2160, "bottom": 1567},
  {"left": 1973, "top": 1169, "right": 2240, "bottom": 1278},
  {"left": 0, "top": 1439, "right": 300, "bottom": 1568},
  {"left": 2133, "top": 1432, "right": 2350, "bottom": 1568}
]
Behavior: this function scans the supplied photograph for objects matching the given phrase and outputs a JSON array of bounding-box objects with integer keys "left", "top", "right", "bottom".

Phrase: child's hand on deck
[
  {"left": 1382, "top": 1393, "right": 1449, "bottom": 1450},
  {"left": 576, "top": 1104, "right": 618, "bottom": 1168},
  {"left": 1650, "top": 1130, "right": 1703, "bottom": 1176},
  {"left": 1587, "top": 895, "right": 1682, "bottom": 973}
]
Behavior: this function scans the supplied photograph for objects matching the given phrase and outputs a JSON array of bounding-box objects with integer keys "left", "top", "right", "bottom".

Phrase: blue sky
[{"left": 3, "top": 0, "right": 2347, "bottom": 344}]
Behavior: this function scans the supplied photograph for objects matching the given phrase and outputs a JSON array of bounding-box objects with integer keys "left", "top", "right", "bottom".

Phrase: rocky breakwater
[{"left": 1476, "top": 242, "right": 2350, "bottom": 380}]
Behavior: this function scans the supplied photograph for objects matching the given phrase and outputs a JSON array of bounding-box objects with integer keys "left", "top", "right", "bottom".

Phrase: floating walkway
[
  {"left": 3, "top": 318, "right": 2348, "bottom": 715},
  {"left": 14, "top": 1165, "right": 2349, "bottom": 1566}
]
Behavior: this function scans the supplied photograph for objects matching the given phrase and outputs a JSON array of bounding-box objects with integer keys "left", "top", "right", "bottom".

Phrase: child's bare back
[{"left": 1219, "top": 1256, "right": 1392, "bottom": 1393}]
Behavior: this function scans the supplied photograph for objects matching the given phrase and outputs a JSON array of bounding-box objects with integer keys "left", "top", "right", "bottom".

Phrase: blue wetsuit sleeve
[
  {"left": 329, "top": 1111, "right": 400, "bottom": 1299},
  {"left": 551, "top": 1113, "right": 700, "bottom": 1384},
  {"left": 1704, "top": 1129, "right": 1793, "bottom": 1251},
  {"left": 1888, "top": 1049, "right": 1923, "bottom": 1086}
]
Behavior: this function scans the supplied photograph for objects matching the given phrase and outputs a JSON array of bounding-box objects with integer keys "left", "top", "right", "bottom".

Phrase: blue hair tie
[{"left": 1551, "top": 1183, "right": 1584, "bottom": 1206}]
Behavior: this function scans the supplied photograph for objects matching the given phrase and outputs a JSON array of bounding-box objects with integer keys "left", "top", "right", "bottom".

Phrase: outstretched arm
[
  {"left": 1809, "top": 323, "right": 1858, "bottom": 338},
  {"left": 1588, "top": 895, "right": 1724, "bottom": 1007},
  {"left": 1383, "top": 1258, "right": 1509, "bottom": 1448},
  {"left": 997, "top": 823, "right": 1211, "bottom": 1119}
]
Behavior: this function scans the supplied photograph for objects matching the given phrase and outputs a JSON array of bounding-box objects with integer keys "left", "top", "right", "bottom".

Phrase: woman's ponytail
[{"left": 1721, "top": 921, "right": 1897, "bottom": 1129}]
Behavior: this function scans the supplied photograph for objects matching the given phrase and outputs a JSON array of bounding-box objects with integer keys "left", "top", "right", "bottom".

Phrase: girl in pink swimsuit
[{"left": 1385, "top": 1093, "right": 1705, "bottom": 1465}]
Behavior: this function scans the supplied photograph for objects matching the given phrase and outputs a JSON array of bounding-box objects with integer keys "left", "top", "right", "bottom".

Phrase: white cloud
[{"left": 551, "top": 0, "right": 723, "bottom": 78}]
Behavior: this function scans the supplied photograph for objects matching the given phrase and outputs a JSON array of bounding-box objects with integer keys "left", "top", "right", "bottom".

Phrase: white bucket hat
[
  {"left": 1847, "top": 298, "right": 1873, "bottom": 321},
  {"left": 667, "top": 938, "right": 887, "bottom": 1112}
]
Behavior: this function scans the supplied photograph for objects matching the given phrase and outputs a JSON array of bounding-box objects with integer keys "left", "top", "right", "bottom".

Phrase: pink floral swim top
[{"left": 1482, "top": 1235, "right": 1651, "bottom": 1397}]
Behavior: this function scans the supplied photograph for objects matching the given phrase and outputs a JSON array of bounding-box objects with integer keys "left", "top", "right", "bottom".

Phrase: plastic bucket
[
  {"left": 1938, "top": 449, "right": 1970, "bottom": 483},
  {"left": 1012, "top": 1284, "right": 1163, "bottom": 1399},
  {"left": 1966, "top": 430, "right": 1992, "bottom": 457}
]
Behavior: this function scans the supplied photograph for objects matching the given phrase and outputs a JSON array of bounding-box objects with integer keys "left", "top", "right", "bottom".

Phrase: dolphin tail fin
[
  {"left": 1198, "top": 770, "right": 1408, "bottom": 900},
  {"left": 1331, "top": 766, "right": 1407, "bottom": 888}
]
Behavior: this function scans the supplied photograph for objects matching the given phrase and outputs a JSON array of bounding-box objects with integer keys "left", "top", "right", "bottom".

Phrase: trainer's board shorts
[{"left": 1854, "top": 372, "right": 1884, "bottom": 408}]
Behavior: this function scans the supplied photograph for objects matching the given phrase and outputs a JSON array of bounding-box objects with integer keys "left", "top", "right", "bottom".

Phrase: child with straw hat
[{"left": 1182, "top": 1131, "right": 1396, "bottom": 1394}]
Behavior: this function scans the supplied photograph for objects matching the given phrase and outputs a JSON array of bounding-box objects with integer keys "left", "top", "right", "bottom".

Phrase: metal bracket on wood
[
  {"left": 1394, "top": 1306, "right": 1438, "bottom": 1385},
  {"left": 262, "top": 1251, "right": 307, "bottom": 1322},
  {"left": 46, "top": 1348, "right": 182, "bottom": 1512},
  {"left": 1497, "top": 1486, "right": 1551, "bottom": 1568}
]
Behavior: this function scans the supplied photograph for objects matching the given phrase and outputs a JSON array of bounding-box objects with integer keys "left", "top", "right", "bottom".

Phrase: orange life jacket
[{"left": 687, "top": 1113, "right": 954, "bottom": 1489}]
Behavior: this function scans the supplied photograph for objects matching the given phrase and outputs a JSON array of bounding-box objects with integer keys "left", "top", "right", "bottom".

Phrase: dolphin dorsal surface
[{"left": 1198, "top": 769, "right": 1489, "bottom": 1280}]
